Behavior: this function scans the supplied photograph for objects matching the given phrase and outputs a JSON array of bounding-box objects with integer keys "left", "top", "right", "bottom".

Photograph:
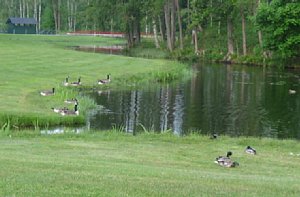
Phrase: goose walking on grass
[
  {"left": 245, "top": 146, "right": 257, "bottom": 155},
  {"left": 70, "top": 77, "right": 81, "bottom": 86},
  {"left": 98, "top": 74, "right": 111, "bottom": 85},
  {"left": 60, "top": 103, "right": 79, "bottom": 116},
  {"left": 40, "top": 88, "right": 55, "bottom": 96}
]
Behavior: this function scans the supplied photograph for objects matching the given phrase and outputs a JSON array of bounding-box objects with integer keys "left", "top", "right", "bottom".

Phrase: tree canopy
[{"left": 0, "top": 0, "right": 299, "bottom": 65}]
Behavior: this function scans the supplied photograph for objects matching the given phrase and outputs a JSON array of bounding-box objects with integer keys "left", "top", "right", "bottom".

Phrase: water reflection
[{"left": 87, "top": 64, "right": 300, "bottom": 139}]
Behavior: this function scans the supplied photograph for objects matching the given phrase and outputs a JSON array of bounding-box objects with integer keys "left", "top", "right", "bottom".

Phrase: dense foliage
[
  {"left": 0, "top": 0, "right": 299, "bottom": 66},
  {"left": 256, "top": 0, "right": 300, "bottom": 60}
]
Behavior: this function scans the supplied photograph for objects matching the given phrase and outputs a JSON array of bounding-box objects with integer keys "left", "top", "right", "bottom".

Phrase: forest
[{"left": 0, "top": 0, "right": 299, "bottom": 67}]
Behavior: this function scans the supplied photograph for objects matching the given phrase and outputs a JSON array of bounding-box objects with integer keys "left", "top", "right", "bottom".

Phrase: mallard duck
[
  {"left": 64, "top": 98, "right": 78, "bottom": 104},
  {"left": 40, "top": 88, "right": 55, "bottom": 96},
  {"left": 215, "top": 151, "right": 239, "bottom": 168},
  {"left": 245, "top": 146, "right": 256, "bottom": 155},
  {"left": 60, "top": 104, "right": 79, "bottom": 116},
  {"left": 98, "top": 74, "right": 111, "bottom": 85},
  {"left": 289, "top": 89, "right": 296, "bottom": 94},
  {"left": 218, "top": 160, "right": 239, "bottom": 168},
  {"left": 51, "top": 107, "right": 69, "bottom": 113},
  {"left": 215, "top": 151, "right": 232, "bottom": 163},
  {"left": 70, "top": 77, "right": 81, "bottom": 86},
  {"left": 210, "top": 133, "right": 218, "bottom": 139},
  {"left": 63, "top": 76, "right": 69, "bottom": 86}
]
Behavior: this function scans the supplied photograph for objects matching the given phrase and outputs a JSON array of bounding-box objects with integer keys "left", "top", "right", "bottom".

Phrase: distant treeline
[{"left": 0, "top": 0, "right": 299, "bottom": 66}]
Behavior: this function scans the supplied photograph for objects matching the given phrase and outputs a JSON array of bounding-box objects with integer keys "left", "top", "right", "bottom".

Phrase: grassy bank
[
  {"left": 0, "top": 34, "right": 189, "bottom": 128},
  {"left": 0, "top": 131, "right": 299, "bottom": 196}
]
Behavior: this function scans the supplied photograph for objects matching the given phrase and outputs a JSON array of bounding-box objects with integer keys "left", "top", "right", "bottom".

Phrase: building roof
[{"left": 6, "top": 17, "right": 37, "bottom": 25}]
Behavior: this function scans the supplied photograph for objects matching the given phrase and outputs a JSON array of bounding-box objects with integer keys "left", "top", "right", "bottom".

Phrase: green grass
[
  {"left": 0, "top": 132, "right": 299, "bottom": 196},
  {"left": 0, "top": 34, "right": 188, "bottom": 127}
]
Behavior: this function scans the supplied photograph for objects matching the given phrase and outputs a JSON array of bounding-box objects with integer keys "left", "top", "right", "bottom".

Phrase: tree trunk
[
  {"left": 227, "top": 16, "right": 234, "bottom": 56},
  {"left": 38, "top": 0, "right": 41, "bottom": 32},
  {"left": 256, "top": 0, "right": 263, "bottom": 48},
  {"left": 175, "top": 0, "right": 183, "bottom": 50},
  {"left": 192, "top": 29, "right": 199, "bottom": 55},
  {"left": 152, "top": 18, "right": 160, "bottom": 48},
  {"left": 241, "top": 8, "right": 247, "bottom": 55},
  {"left": 170, "top": 0, "right": 176, "bottom": 49},
  {"left": 164, "top": 1, "right": 173, "bottom": 51},
  {"left": 73, "top": 1, "right": 77, "bottom": 32},
  {"left": 52, "top": 0, "right": 58, "bottom": 33},
  {"left": 159, "top": 15, "right": 166, "bottom": 41},
  {"left": 34, "top": 0, "right": 37, "bottom": 33}
]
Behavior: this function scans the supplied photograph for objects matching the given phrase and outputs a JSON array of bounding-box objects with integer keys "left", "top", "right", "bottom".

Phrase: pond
[{"left": 85, "top": 63, "right": 300, "bottom": 139}]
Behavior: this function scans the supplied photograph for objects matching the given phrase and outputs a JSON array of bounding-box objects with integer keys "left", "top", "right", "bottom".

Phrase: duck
[
  {"left": 98, "top": 74, "right": 111, "bottom": 85},
  {"left": 210, "top": 133, "right": 218, "bottom": 139},
  {"left": 64, "top": 98, "right": 78, "bottom": 104},
  {"left": 40, "top": 88, "right": 55, "bottom": 96},
  {"left": 218, "top": 160, "right": 239, "bottom": 168},
  {"left": 63, "top": 76, "right": 69, "bottom": 86},
  {"left": 215, "top": 151, "right": 239, "bottom": 168},
  {"left": 51, "top": 106, "right": 69, "bottom": 113},
  {"left": 60, "top": 103, "right": 79, "bottom": 116},
  {"left": 289, "top": 89, "right": 296, "bottom": 94},
  {"left": 215, "top": 151, "right": 232, "bottom": 164},
  {"left": 70, "top": 77, "right": 81, "bottom": 86},
  {"left": 245, "top": 146, "right": 257, "bottom": 155}
]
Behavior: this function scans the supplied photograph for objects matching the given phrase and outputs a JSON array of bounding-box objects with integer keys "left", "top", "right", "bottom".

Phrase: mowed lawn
[
  {"left": 0, "top": 34, "right": 186, "bottom": 126},
  {"left": 0, "top": 132, "right": 299, "bottom": 196}
]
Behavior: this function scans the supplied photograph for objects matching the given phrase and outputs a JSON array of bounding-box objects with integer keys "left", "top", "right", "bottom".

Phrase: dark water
[
  {"left": 86, "top": 63, "right": 300, "bottom": 139},
  {"left": 72, "top": 45, "right": 124, "bottom": 55}
]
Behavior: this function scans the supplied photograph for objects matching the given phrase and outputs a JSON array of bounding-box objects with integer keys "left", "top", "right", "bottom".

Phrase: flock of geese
[{"left": 39, "top": 74, "right": 111, "bottom": 116}]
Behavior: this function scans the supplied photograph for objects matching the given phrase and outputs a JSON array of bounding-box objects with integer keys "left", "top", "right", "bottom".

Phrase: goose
[
  {"left": 245, "top": 146, "right": 257, "bottom": 155},
  {"left": 64, "top": 98, "right": 78, "bottom": 104},
  {"left": 52, "top": 106, "right": 69, "bottom": 113},
  {"left": 40, "top": 88, "right": 55, "bottom": 96},
  {"left": 289, "top": 89, "right": 296, "bottom": 94},
  {"left": 98, "top": 74, "right": 111, "bottom": 85},
  {"left": 70, "top": 77, "right": 81, "bottom": 86},
  {"left": 60, "top": 104, "right": 79, "bottom": 116},
  {"left": 63, "top": 76, "right": 69, "bottom": 86}
]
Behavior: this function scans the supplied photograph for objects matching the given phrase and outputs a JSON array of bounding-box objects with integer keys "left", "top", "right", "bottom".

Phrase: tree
[{"left": 256, "top": 0, "right": 300, "bottom": 59}]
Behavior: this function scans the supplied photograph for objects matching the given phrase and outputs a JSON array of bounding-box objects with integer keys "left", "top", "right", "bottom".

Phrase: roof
[{"left": 6, "top": 17, "right": 37, "bottom": 25}]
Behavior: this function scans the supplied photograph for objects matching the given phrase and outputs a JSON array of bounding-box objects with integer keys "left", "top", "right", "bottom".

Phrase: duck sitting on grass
[
  {"left": 215, "top": 151, "right": 239, "bottom": 168},
  {"left": 245, "top": 146, "right": 257, "bottom": 155},
  {"left": 40, "top": 88, "right": 55, "bottom": 96},
  {"left": 60, "top": 103, "right": 79, "bottom": 116},
  {"left": 98, "top": 74, "right": 111, "bottom": 85}
]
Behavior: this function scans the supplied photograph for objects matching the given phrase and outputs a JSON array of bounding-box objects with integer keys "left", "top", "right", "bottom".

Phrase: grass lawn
[
  {"left": 0, "top": 132, "right": 299, "bottom": 196},
  {"left": 0, "top": 34, "right": 188, "bottom": 127}
]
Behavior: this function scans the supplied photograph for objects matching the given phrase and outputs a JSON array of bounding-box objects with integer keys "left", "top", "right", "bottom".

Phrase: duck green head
[{"left": 227, "top": 151, "right": 233, "bottom": 157}]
